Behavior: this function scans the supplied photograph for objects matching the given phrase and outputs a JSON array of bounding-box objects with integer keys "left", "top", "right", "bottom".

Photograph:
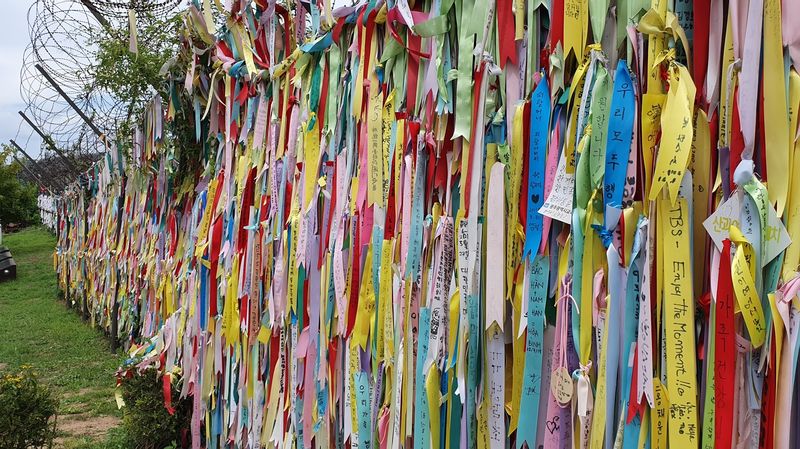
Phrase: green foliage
[
  {"left": 0, "top": 227, "right": 125, "bottom": 448},
  {"left": 87, "top": 9, "right": 213, "bottom": 186},
  {"left": 89, "top": 12, "right": 182, "bottom": 144},
  {"left": 0, "top": 366, "right": 59, "bottom": 449},
  {"left": 63, "top": 427, "right": 131, "bottom": 449},
  {"left": 0, "top": 146, "right": 40, "bottom": 227},
  {"left": 170, "top": 87, "right": 206, "bottom": 184},
  {"left": 119, "top": 369, "right": 190, "bottom": 449}
]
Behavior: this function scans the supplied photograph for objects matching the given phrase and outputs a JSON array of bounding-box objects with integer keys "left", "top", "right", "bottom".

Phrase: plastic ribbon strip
[{"left": 51, "top": 0, "right": 800, "bottom": 448}]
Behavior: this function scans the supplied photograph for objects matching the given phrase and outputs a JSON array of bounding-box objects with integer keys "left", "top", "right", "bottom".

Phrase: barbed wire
[
  {"left": 21, "top": 0, "right": 114, "bottom": 157},
  {"left": 90, "top": 0, "right": 183, "bottom": 18},
  {"left": 18, "top": 0, "right": 182, "bottom": 165}
]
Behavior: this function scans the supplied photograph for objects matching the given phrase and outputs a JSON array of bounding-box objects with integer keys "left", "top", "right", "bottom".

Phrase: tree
[
  {"left": 88, "top": 11, "right": 183, "bottom": 151},
  {"left": 0, "top": 146, "right": 41, "bottom": 228},
  {"left": 88, "top": 9, "right": 204, "bottom": 183}
]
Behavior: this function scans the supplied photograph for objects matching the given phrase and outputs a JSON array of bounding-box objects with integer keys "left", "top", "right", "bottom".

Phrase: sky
[{"left": 0, "top": 1, "right": 43, "bottom": 158}]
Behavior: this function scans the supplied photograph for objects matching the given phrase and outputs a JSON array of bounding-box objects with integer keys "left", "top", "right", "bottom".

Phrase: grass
[
  {"left": 62, "top": 427, "right": 131, "bottom": 449},
  {"left": 0, "top": 227, "right": 124, "bottom": 447}
]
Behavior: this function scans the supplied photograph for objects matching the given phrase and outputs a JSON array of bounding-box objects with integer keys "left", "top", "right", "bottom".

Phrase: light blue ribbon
[
  {"left": 517, "top": 255, "right": 550, "bottom": 449},
  {"left": 523, "top": 76, "right": 551, "bottom": 259}
]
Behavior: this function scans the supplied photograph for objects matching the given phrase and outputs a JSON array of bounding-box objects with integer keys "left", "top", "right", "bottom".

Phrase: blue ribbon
[
  {"left": 603, "top": 62, "right": 635, "bottom": 212},
  {"left": 406, "top": 148, "right": 428, "bottom": 280},
  {"left": 355, "top": 371, "right": 372, "bottom": 449},
  {"left": 414, "top": 308, "right": 432, "bottom": 449},
  {"left": 523, "top": 76, "right": 551, "bottom": 259},
  {"left": 300, "top": 32, "right": 334, "bottom": 53},
  {"left": 591, "top": 223, "right": 614, "bottom": 248},
  {"left": 517, "top": 255, "right": 550, "bottom": 449}
]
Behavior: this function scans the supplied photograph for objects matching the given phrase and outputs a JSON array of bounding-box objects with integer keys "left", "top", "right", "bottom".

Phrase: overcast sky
[{"left": 0, "top": 1, "right": 43, "bottom": 158}]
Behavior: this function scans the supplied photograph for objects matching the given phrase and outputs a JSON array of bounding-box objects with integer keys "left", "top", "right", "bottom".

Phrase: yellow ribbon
[
  {"left": 729, "top": 225, "right": 767, "bottom": 348},
  {"left": 636, "top": 10, "right": 692, "bottom": 73}
]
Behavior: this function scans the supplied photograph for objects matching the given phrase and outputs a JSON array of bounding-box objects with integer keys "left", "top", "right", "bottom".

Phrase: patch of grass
[
  {"left": 0, "top": 227, "right": 125, "bottom": 446},
  {"left": 62, "top": 427, "right": 130, "bottom": 449}
]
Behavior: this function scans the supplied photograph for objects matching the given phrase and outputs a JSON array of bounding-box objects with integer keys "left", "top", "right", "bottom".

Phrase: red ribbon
[
  {"left": 163, "top": 373, "right": 176, "bottom": 416},
  {"left": 549, "top": 0, "right": 564, "bottom": 53},
  {"left": 715, "top": 238, "right": 735, "bottom": 449},
  {"left": 693, "top": 0, "right": 710, "bottom": 104},
  {"left": 497, "top": 0, "right": 517, "bottom": 68},
  {"left": 759, "top": 334, "right": 777, "bottom": 449}
]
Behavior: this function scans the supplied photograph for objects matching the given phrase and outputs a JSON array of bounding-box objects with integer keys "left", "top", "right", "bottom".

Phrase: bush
[
  {"left": 0, "top": 366, "right": 59, "bottom": 449},
  {"left": 118, "top": 368, "right": 190, "bottom": 449},
  {"left": 0, "top": 157, "right": 40, "bottom": 228}
]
